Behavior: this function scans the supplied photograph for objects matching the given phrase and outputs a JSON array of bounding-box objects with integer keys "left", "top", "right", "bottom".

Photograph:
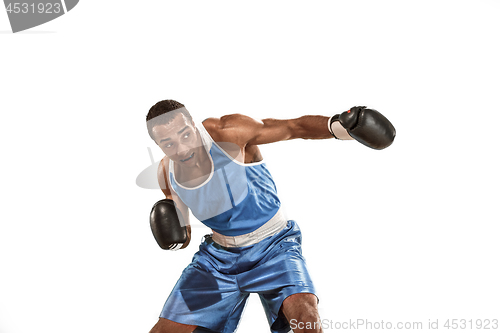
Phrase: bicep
[
  {"left": 218, "top": 114, "right": 295, "bottom": 146},
  {"left": 157, "top": 158, "right": 173, "bottom": 199},
  {"left": 157, "top": 157, "right": 190, "bottom": 225}
]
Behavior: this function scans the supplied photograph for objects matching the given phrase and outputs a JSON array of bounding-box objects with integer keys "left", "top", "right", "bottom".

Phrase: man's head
[
  {"left": 146, "top": 100, "right": 202, "bottom": 165},
  {"left": 146, "top": 100, "right": 192, "bottom": 139}
]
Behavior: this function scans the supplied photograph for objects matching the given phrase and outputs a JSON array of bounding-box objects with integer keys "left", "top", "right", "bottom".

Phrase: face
[{"left": 152, "top": 113, "right": 202, "bottom": 166}]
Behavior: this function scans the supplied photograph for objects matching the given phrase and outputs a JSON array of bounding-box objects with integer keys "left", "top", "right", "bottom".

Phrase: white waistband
[{"left": 211, "top": 207, "right": 287, "bottom": 248}]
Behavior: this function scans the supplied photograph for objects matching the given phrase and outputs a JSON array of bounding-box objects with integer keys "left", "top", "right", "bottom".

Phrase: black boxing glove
[
  {"left": 329, "top": 106, "right": 396, "bottom": 150},
  {"left": 150, "top": 199, "right": 188, "bottom": 250}
]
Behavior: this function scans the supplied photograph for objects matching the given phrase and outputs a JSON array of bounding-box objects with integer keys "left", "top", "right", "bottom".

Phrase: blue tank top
[{"left": 169, "top": 124, "right": 281, "bottom": 236}]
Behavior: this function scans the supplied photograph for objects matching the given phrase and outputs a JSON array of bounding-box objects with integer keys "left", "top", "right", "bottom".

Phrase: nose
[{"left": 176, "top": 143, "right": 190, "bottom": 158}]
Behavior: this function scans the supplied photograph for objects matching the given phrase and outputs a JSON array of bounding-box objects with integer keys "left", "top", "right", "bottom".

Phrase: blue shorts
[{"left": 160, "top": 220, "right": 317, "bottom": 333}]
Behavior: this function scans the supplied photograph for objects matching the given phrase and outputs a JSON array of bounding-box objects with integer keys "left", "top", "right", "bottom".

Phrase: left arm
[
  {"left": 205, "top": 114, "right": 349, "bottom": 147},
  {"left": 204, "top": 106, "right": 395, "bottom": 150}
]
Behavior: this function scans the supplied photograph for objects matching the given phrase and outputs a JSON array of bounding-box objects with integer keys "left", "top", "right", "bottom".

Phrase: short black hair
[{"left": 146, "top": 100, "right": 192, "bottom": 141}]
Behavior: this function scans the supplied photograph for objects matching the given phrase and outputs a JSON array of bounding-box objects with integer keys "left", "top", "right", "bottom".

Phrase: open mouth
[{"left": 180, "top": 152, "right": 195, "bottom": 162}]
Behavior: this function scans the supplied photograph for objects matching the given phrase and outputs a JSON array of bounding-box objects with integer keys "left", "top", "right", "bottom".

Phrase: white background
[{"left": 1, "top": 1, "right": 499, "bottom": 332}]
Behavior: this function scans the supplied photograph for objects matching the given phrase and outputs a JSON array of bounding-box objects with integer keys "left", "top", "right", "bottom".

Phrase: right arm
[{"left": 152, "top": 157, "right": 191, "bottom": 249}]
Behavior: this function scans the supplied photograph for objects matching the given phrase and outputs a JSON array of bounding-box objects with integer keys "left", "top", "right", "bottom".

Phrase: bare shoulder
[
  {"left": 222, "top": 113, "right": 262, "bottom": 127},
  {"left": 201, "top": 117, "right": 220, "bottom": 133},
  {"left": 157, "top": 156, "right": 172, "bottom": 198},
  {"left": 157, "top": 155, "right": 170, "bottom": 176},
  {"left": 203, "top": 114, "right": 261, "bottom": 144},
  {"left": 204, "top": 114, "right": 261, "bottom": 128}
]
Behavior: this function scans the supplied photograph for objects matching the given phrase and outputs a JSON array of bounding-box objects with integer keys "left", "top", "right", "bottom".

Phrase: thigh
[
  {"left": 160, "top": 244, "right": 249, "bottom": 332},
  {"left": 244, "top": 221, "right": 318, "bottom": 332}
]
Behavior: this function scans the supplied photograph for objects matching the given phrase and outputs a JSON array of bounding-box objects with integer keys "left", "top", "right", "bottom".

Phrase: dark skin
[{"left": 150, "top": 112, "right": 352, "bottom": 333}]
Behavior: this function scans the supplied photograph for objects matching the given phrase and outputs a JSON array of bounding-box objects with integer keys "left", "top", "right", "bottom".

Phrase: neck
[{"left": 175, "top": 144, "right": 212, "bottom": 186}]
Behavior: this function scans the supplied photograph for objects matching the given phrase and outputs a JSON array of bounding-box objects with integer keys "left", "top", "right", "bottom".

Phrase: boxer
[{"left": 146, "top": 100, "right": 395, "bottom": 333}]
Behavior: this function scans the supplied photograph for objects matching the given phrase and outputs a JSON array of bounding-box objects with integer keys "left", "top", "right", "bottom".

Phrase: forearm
[
  {"left": 237, "top": 113, "right": 352, "bottom": 146},
  {"left": 180, "top": 225, "right": 192, "bottom": 249},
  {"left": 291, "top": 115, "right": 351, "bottom": 140}
]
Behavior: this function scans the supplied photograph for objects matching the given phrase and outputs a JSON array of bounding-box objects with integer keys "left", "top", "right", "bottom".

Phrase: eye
[
  {"left": 164, "top": 142, "right": 174, "bottom": 149},
  {"left": 183, "top": 132, "right": 190, "bottom": 139}
]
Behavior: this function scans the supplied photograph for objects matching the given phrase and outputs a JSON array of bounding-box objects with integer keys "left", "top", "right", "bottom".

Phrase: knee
[
  {"left": 149, "top": 325, "right": 160, "bottom": 333},
  {"left": 149, "top": 320, "right": 164, "bottom": 333},
  {"left": 296, "top": 302, "right": 321, "bottom": 327},
  {"left": 149, "top": 318, "right": 197, "bottom": 333},
  {"left": 283, "top": 293, "right": 321, "bottom": 331}
]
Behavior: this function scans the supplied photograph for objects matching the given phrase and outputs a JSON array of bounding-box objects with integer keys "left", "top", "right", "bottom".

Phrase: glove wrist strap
[{"left": 328, "top": 114, "right": 340, "bottom": 139}]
